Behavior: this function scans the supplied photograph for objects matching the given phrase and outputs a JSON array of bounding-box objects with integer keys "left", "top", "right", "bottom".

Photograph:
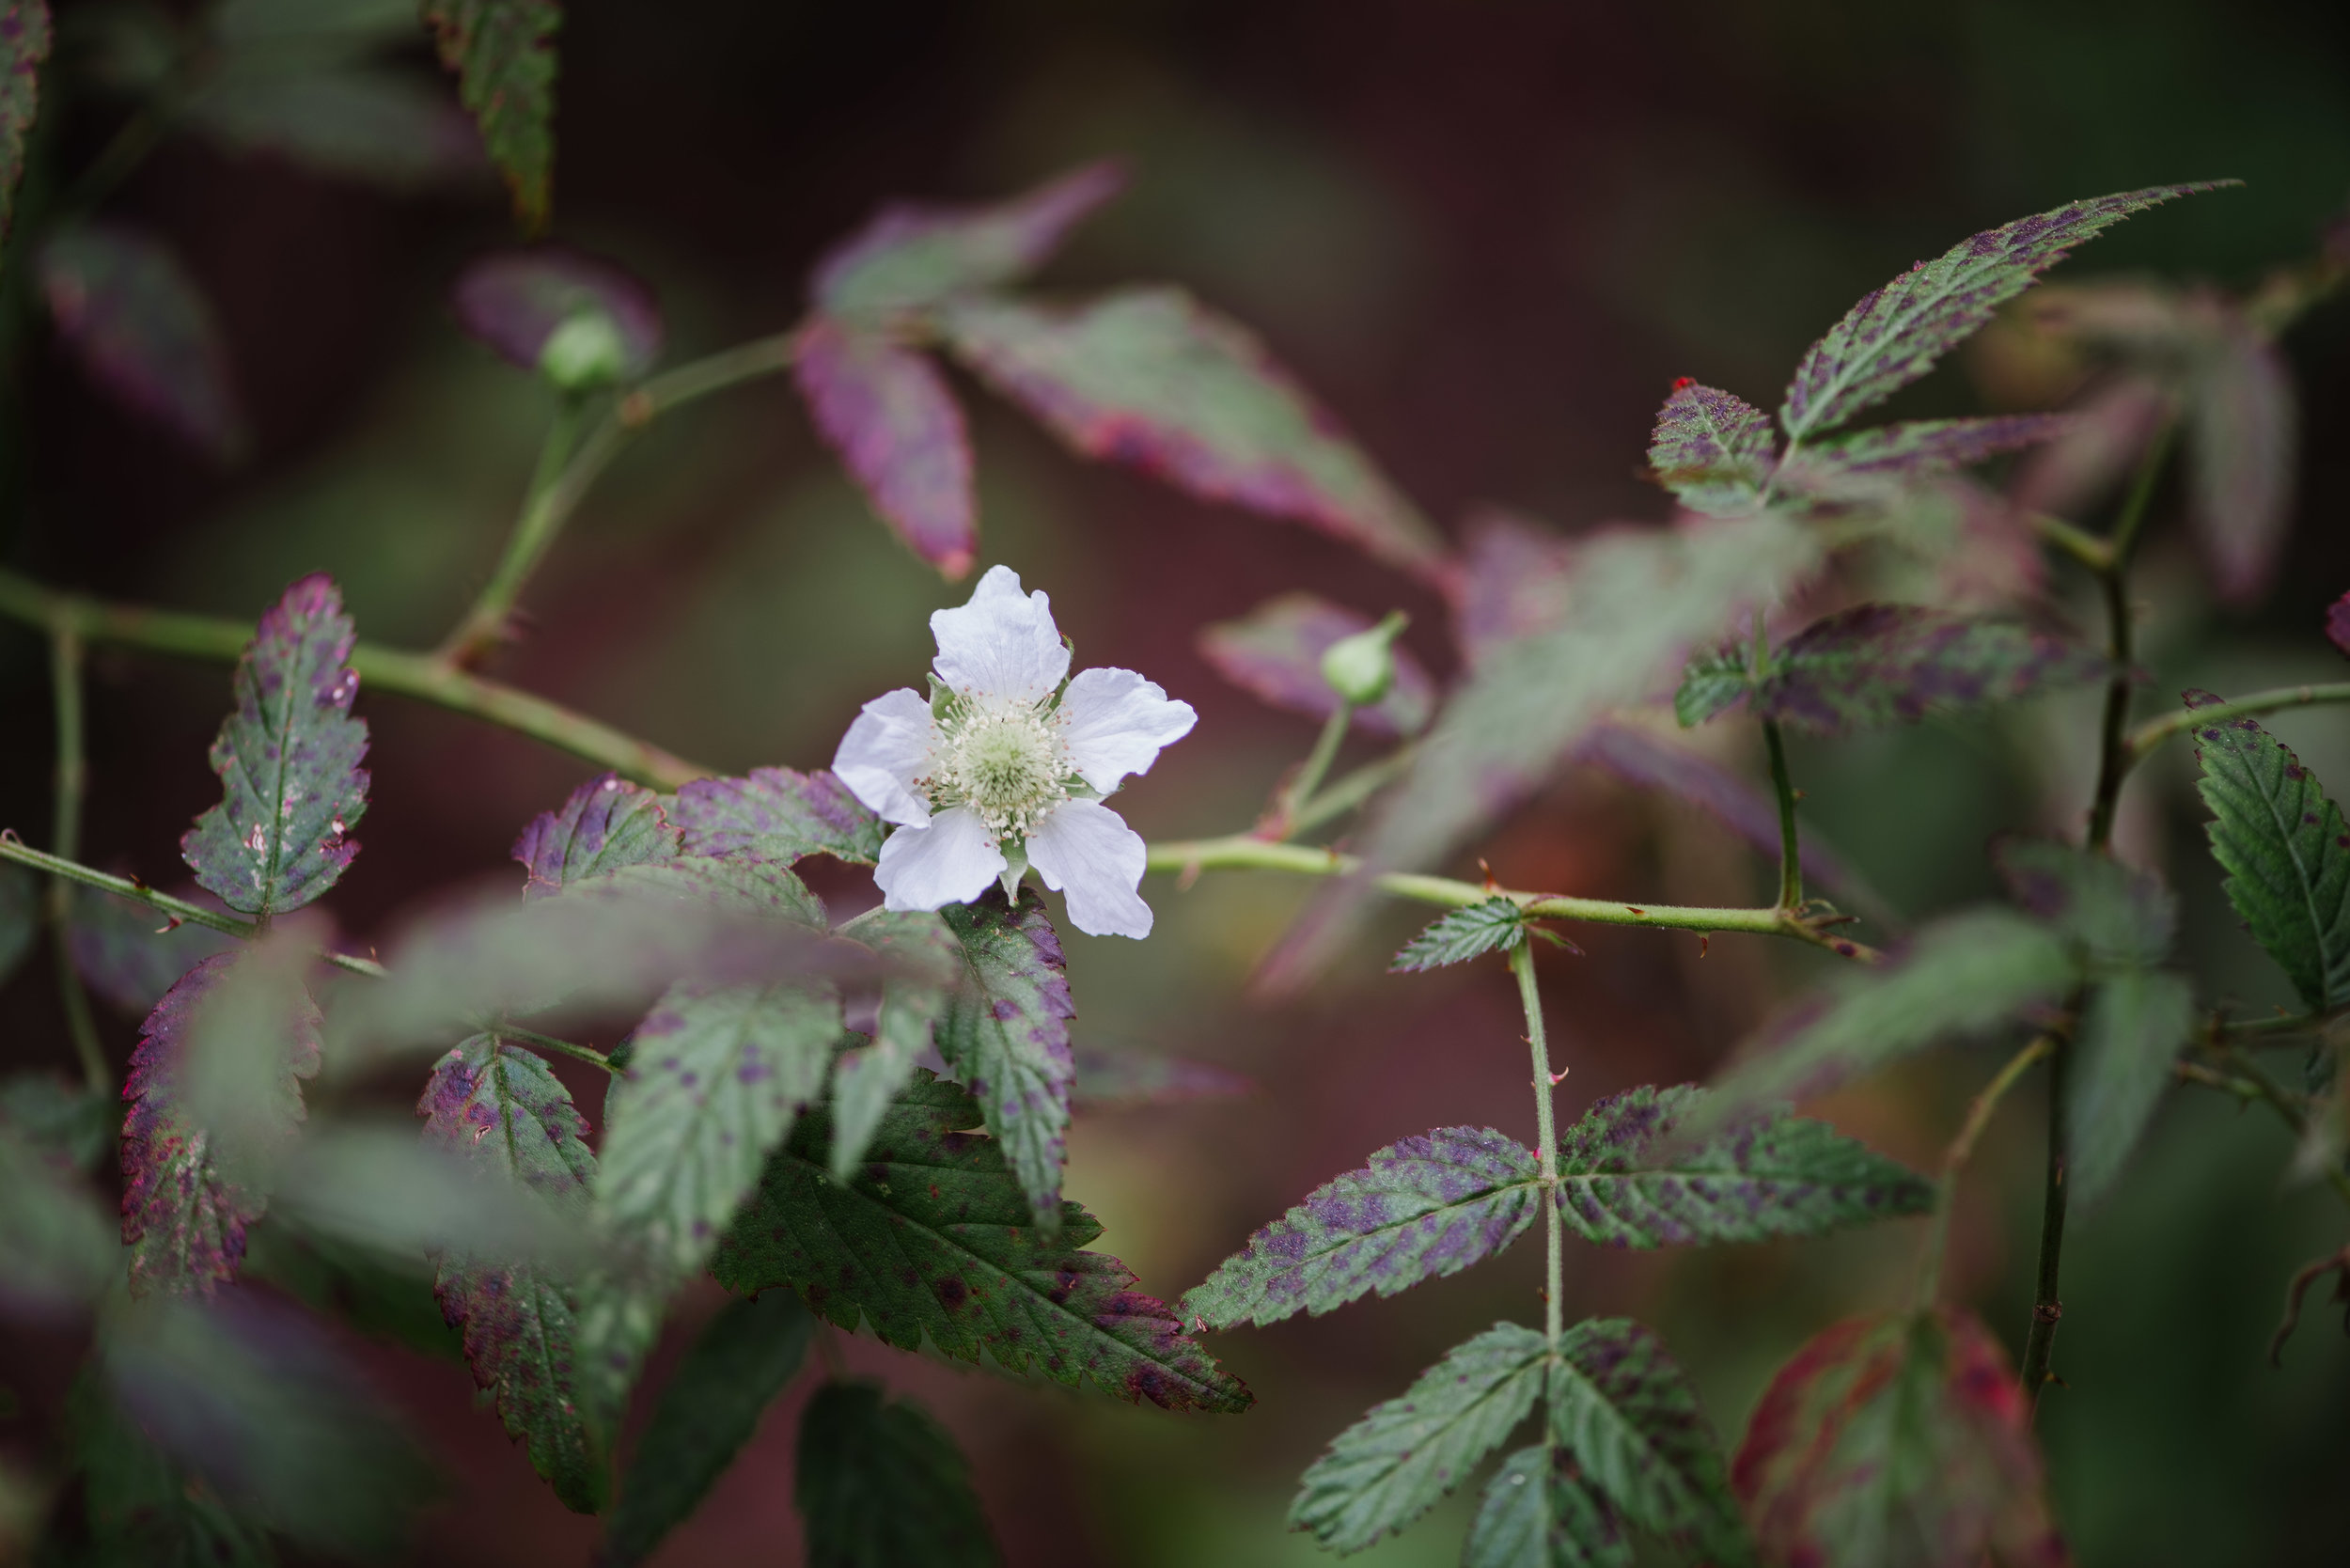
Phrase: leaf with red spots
[
  {"left": 672, "top": 766, "right": 886, "bottom": 869},
  {"left": 796, "top": 1381, "right": 1001, "bottom": 1568},
  {"left": 937, "top": 888, "right": 1075, "bottom": 1230},
  {"left": 120, "top": 954, "right": 321, "bottom": 1296},
  {"left": 1733, "top": 1308, "right": 2068, "bottom": 1568},
  {"left": 0, "top": 1, "right": 50, "bottom": 243},
  {"left": 180, "top": 575, "right": 369, "bottom": 919},
  {"left": 1779, "top": 183, "right": 2228, "bottom": 441},
  {"left": 1465, "top": 1442, "right": 1631, "bottom": 1568},
  {"left": 1181, "top": 1126, "right": 1540, "bottom": 1330},
  {"left": 2186, "top": 693, "right": 2350, "bottom": 1012},
  {"left": 513, "top": 774, "right": 679, "bottom": 899},
  {"left": 713, "top": 1069, "right": 1250, "bottom": 1414},
  {"left": 39, "top": 224, "right": 248, "bottom": 460},
  {"left": 792, "top": 318, "right": 976, "bottom": 576},
  {"left": 420, "top": 0, "right": 559, "bottom": 231},
  {"left": 1555, "top": 1087, "right": 1931, "bottom": 1249},
  {"left": 453, "top": 246, "right": 663, "bottom": 375},
  {"left": 812, "top": 160, "right": 1123, "bottom": 323},
  {"left": 1198, "top": 592, "right": 1436, "bottom": 738},
  {"left": 1291, "top": 1323, "right": 1549, "bottom": 1553},
  {"left": 418, "top": 1034, "right": 605, "bottom": 1513},
  {"left": 1647, "top": 382, "right": 1778, "bottom": 515},
  {"left": 1548, "top": 1319, "right": 1748, "bottom": 1563},
  {"left": 938, "top": 287, "right": 1447, "bottom": 576}
]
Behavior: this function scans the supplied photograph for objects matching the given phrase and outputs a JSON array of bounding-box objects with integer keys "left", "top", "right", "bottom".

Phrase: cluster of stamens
[{"left": 923, "top": 696, "right": 1070, "bottom": 836}]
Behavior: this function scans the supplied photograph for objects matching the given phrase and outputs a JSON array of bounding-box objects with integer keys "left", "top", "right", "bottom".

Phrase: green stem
[
  {"left": 45, "top": 627, "right": 107, "bottom": 1092},
  {"left": 1511, "top": 941, "right": 1563, "bottom": 1344},
  {"left": 2025, "top": 511, "right": 2116, "bottom": 575},
  {"left": 2218, "top": 1043, "right": 2350, "bottom": 1213},
  {"left": 1289, "top": 745, "right": 1417, "bottom": 837},
  {"left": 2125, "top": 683, "right": 2350, "bottom": 771},
  {"left": 439, "top": 393, "right": 590, "bottom": 664},
  {"left": 0, "top": 570, "right": 712, "bottom": 789},
  {"left": 1916, "top": 1034, "right": 2054, "bottom": 1308},
  {"left": 1267, "top": 702, "right": 1354, "bottom": 839},
  {"left": 494, "top": 1025, "right": 619, "bottom": 1076},
  {"left": 1762, "top": 717, "right": 1803, "bottom": 911}
]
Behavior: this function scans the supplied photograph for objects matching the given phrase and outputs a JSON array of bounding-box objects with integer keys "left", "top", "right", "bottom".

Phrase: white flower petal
[
  {"left": 1026, "top": 798, "right": 1153, "bottom": 938},
  {"left": 832, "top": 687, "right": 937, "bottom": 826},
  {"left": 930, "top": 564, "right": 1070, "bottom": 704},
  {"left": 874, "top": 808, "right": 1006, "bottom": 913},
  {"left": 1058, "top": 666, "right": 1198, "bottom": 793}
]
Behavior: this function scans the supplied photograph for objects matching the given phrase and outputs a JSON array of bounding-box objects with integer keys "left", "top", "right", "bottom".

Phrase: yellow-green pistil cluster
[{"left": 925, "top": 699, "right": 1072, "bottom": 837}]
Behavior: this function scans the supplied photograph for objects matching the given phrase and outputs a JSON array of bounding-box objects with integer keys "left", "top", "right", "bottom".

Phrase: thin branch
[
  {"left": 494, "top": 1025, "right": 619, "bottom": 1076},
  {"left": 1510, "top": 942, "right": 1564, "bottom": 1345},
  {"left": 45, "top": 628, "right": 108, "bottom": 1092},
  {"left": 1916, "top": 1034, "right": 2054, "bottom": 1308},
  {"left": 2125, "top": 683, "right": 2350, "bottom": 773},
  {"left": 1261, "top": 701, "right": 1354, "bottom": 840},
  {"left": 1289, "top": 745, "right": 1417, "bottom": 837},
  {"left": 1762, "top": 717, "right": 1803, "bottom": 911}
]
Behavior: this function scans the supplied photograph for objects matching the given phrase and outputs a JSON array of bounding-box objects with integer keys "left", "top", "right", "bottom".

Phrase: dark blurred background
[{"left": 6, "top": 1, "right": 2350, "bottom": 1562}]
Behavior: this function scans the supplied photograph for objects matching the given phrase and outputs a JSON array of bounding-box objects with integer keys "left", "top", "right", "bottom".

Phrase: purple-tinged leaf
[
  {"left": 1991, "top": 837, "right": 2174, "bottom": 967},
  {"left": 1864, "top": 478, "right": 2048, "bottom": 612},
  {"left": 1549, "top": 1319, "right": 1747, "bottom": 1562},
  {"left": 1197, "top": 592, "right": 1436, "bottom": 738},
  {"left": 1753, "top": 604, "right": 2110, "bottom": 736},
  {"left": 1648, "top": 381, "right": 1777, "bottom": 515},
  {"left": 1673, "top": 639, "right": 1755, "bottom": 729},
  {"left": 2067, "top": 968, "right": 2193, "bottom": 1209},
  {"left": 812, "top": 159, "right": 1124, "bottom": 321},
  {"left": 2329, "top": 591, "right": 2350, "bottom": 661},
  {"left": 121, "top": 954, "right": 321, "bottom": 1296},
  {"left": 419, "top": 1035, "right": 605, "bottom": 1513},
  {"left": 791, "top": 317, "right": 976, "bottom": 577},
  {"left": 453, "top": 245, "right": 662, "bottom": 375},
  {"left": 1466, "top": 1443, "right": 1631, "bottom": 1568},
  {"left": 180, "top": 575, "right": 369, "bottom": 919},
  {"left": 1450, "top": 510, "right": 1578, "bottom": 667},
  {"left": 1182, "top": 1126, "right": 1540, "bottom": 1330},
  {"left": 828, "top": 907, "right": 959, "bottom": 1180},
  {"left": 513, "top": 774, "right": 679, "bottom": 900},
  {"left": 2011, "top": 374, "right": 2174, "bottom": 521},
  {"left": 1734, "top": 1309, "right": 2068, "bottom": 1568},
  {"left": 1780, "top": 184, "right": 2229, "bottom": 441},
  {"left": 186, "top": 67, "right": 487, "bottom": 191},
  {"left": 1292, "top": 1323, "right": 1549, "bottom": 1552},
  {"left": 1554, "top": 1086, "right": 1932, "bottom": 1248},
  {"left": 672, "top": 765, "right": 885, "bottom": 869},
  {"left": 1070, "top": 1045, "right": 1248, "bottom": 1110},
  {"left": 714, "top": 1069, "right": 1251, "bottom": 1414},
  {"left": 938, "top": 287, "right": 1448, "bottom": 576},
  {"left": 796, "top": 1381, "right": 1001, "bottom": 1568},
  {"left": 0, "top": 1, "right": 50, "bottom": 243},
  {"left": 937, "top": 889, "right": 1075, "bottom": 1228},
  {"left": 2186, "top": 306, "right": 2295, "bottom": 605},
  {"left": 39, "top": 225, "right": 246, "bottom": 460},
  {"left": 421, "top": 0, "right": 558, "bottom": 231},
  {"left": 1792, "top": 414, "right": 2075, "bottom": 488},
  {"left": 69, "top": 885, "right": 243, "bottom": 1015}
]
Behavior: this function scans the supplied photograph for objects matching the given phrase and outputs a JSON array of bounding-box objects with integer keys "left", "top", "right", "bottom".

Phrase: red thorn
[
  {"left": 1549, "top": 1069, "right": 1569, "bottom": 1085},
  {"left": 1626, "top": 906, "right": 1646, "bottom": 917},
  {"left": 1671, "top": 376, "right": 1696, "bottom": 389},
  {"left": 1698, "top": 933, "right": 1710, "bottom": 959}
]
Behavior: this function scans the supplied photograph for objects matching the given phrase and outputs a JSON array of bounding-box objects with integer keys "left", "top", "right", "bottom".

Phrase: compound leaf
[
  {"left": 0, "top": 0, "right": 50, "bottom": 243},
  {"left": 420, "top": 0, "right": 559, "bottom": 230},
  {"left": 673, "top": 765, "right": 886, "bottom": 868},
  {"left": 1465, "top": 1444, "right": 1632, "bottom": 1568},
  {"left": 1198, "top": 591, "right": 1435, "bottom": 738},
  {"left": 2066, "top": 968, "right": 2194, "bottom": 1209},
  {"left": 796, "top": 1381, "right": 1000, "bottom": 1568},
  {"left": 1648, "top": 382, "right": 1777, "bottom": 515},
  {"left": 937, "top": 889, "right": 1075, "bottom": 1228},
  {"left": 792, "top": 317, "right": 976, "bottom": 576},
  {"left": 1551, "top": 1319, "right": 1747, "bottom": 1562},
  {"left": 513, "top": 773, "right": 679, "bottom": 899},
  {"left": 39, "top": 224, "right": 247, "bottom": 460},
  {"left": 812, "top": 159, "right": 1123, "bottom": 322}
]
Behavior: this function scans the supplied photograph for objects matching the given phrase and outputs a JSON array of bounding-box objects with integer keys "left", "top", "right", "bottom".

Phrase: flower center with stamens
[{"left": 933, "top": 700, "right": 1068, "bottom": 835}]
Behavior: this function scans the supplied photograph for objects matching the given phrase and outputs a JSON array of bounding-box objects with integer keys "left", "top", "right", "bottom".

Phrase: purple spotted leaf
[
  {"left": 513, "top": 774, "right": 679, "bottom": 899},
  {"left": 713, "top": 1068, "right": 1250, "bottom": 1414},
  {"left": 595, "top": 979, "right": 843, "bottom": 1278},
  {"left": 1291, "top": 1323, "right": 1550, "bottom": 1552},
  {"left": 1648, "top": 381, "right": 1778, "bottom": 515},
  {"left": 418, "top": 1035, "right": 605, "bottom": 1513},
  {"left": 812, "top": 158, "right": 1124, "bottom": 321},
  {"left": 453, "top": 246, "right": 662, "bottom": 376},
  {"left": 936, "top": 888, "right": 1075, "bottom": 1229},
  {"left": 1181, "top": 1126, "right": 1540, "bottom": 1330},
  {"left": 938, "top": 288, "right": 1448, "bottom": 577},
  {"left": 180, "top": 575, "right": 369, "bottom": 918},
  {"left": 1555, "top": 1086, "right": 1932, "bottom": 1248},
  {"left": 2185, "top": 304, "right": 2295, "bottom": 605},
  {"left": 2328, "top": 591, "right": 2350, "bottom": 661},
  {"left": 2187, "top": 692, "right": 2350, "bottom": 1012},
  {"left": 792, "top": 317, "right": 975, "bottom": 576},
  {"left": 1734, "top": 1309, "right": 2067, "bottom": 1568},
  {"left": 120, "top": 954, "right": 321, "bottom": 1296},
  {"left": 1465, "top": 1444, "right": 1631, "bottom": 1568},
  {"left": 1198, "top": 592, "right": 1435, "bottom": 738},
  {"left": 0, "top": 1, "right": 50, "bottom": 242},
  {"left": 1787, "top": 414, "right": 2076, "bottom": 494},
  {"left": 1550, "top": 1319, "right": 1747, "bottom": 1562},
  {"left": 421, "top": 0, "right": 559, "bottom": 231},
  {"left": 1780, "top": 184, "right": 2229, "bottom": 441},
  {"left": 828, "top": 907, "right": 960, "bottom": 1182},
  {"left": 1733, "top": 604, "right": 2109, "bottom": 736},
  {"left": 672, "top": 766, "right": 885, "bottom": 869},
  {"left": 39, "top": 225, "right": 247, "bottom": 460}
]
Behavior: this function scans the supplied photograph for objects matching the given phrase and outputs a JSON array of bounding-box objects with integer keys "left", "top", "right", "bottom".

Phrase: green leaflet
[
  {"left": 1465, "top": 1445, "right": 1633, "bottom": 1568},
  {"left": 713, "top": 1070, "right": 1250, "bottom": 1414},
  {"left": 514, "top": 775, "right": 680, "bottom": 898},
  {"left": 796, "top": 1381, "right": 1000, "bottom": 1568},
  {"left": 1292, "top": 1323, "right": 1549, "bottom": 1553},
  {"left": 671, "top": 766, "right": 886, "bottom": 868},
  {"left": 1548, "top": 1319, "right": 1748, "bottom": 1564},
  {"left": 1673, "top": 641, "right": 1754, "bottom": 729},
  {"left": 1647, "top": 382, "right": 1778, "bottom": 516},
  {"left": 1392, "top": 898, "right": 1569, "bottom": 972},
  {"left": 420, "top": 0, "right": 559, "bottom": 230},
  {"left": 2066, "top": 969, "right": 2195, "bottom": 1209},
  {"left": 70, "top": 1370, "right": 277, "bottom": 1568},
  {"left": 829, "top": 907, "right": 961, "bottom": 1179},
  {"left": 2188, "top": 698, "right": 2350, "bottom": 1011},
  {"left": 1992, "top": 837, "right": 2176, "bottom": 968},
  {"left": 937, "top": 890, "right": 1076, "bottom": 1227},
  {"left": 603, "top": 1292, "right": 813, "bottom": 1566},
  {"left": 0, "top": 1070, "right": 113, "bottom": 1170}
]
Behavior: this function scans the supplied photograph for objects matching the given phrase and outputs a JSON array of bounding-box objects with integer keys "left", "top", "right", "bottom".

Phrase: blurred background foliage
[{"left": 5, "top": 0, "right": 2350, "bottom": 1562}]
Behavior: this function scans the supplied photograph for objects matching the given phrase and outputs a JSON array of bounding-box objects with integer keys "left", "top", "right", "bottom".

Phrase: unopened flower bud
[
  {"left": 1321, "top": 611, "right": 1408, "bottom": 707},
  {"left": 538, "top": 310, "right": 630, "bottom": 391}
]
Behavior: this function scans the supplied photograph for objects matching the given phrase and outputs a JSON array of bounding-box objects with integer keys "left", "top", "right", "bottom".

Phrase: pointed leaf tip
[{"left": 793, "top": 316, "right": 978, "bottom": 574}]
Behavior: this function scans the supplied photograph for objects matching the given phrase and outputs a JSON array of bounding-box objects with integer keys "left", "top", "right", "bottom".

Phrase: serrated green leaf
[
  {"left": 1555, "top": 1086, "right": 1933, "bottom": 1247},
  {"left": 1648, "top": 382, "right": 1777, "bottom": 515},
  {"left": 1292, "top": 1323, "right": 1549, "bottom": 1553},
  {"left": 713, "top": 1070, "right": 1250, "bottom": 1413},
  {"left": 829, "top": 908, "right": 959, "bottom": 1179},
  {"left": 937, "top": 889, "right": 1075, "bottom": 1228},
  {"left": 1549, "top": 1319, "right": 1747, "bottom": 1563},
  {"left": 673, "top": 766, "right": 887, "bottom": 867},
  {"left": 2067, "top": 969, "right": 2194, "bottom": 1208},
  {"left": 1184, "top": 1127, "right": 1539, "bottom": 1330},
  {"left": 597, "top": 980, "right": 842, "bottom": 1278},
  {"left": 603, "top": 1291, "right": 812, "bottom": 1567},
  {"left": 2188, "top": 697, "right": 2350, "bottom": 1011},
  {"left": 514, "top": 774, "right": 679, "bottom": 898},
  {"left": 797, "top": 1380, "right": 1000, "bottom": 1568},
  {"left": 1391, "top": 898, "right": 1535, "bottom": 972},
  {"left": 418, "top": 1035, "right": 604, "bottom": 1513},
  {"left": 1465, "top": 1444, "right": 1633, "bottom": 1568},
  {"left": 0, "top": 2, "right": 52, "bottom": 244},
  {"left": 180, "top": 575, "right": 368, "bottom": 917},
  {"left": 1673, "top": 641, "right": 1754, "bottom": 728},
  {"left": 420, "top": 0, "right": 558, "bottom": 230},
  {"left": 70, "top": 1369, "right": 277, "bottom": 1568},
  {"left": 1992, "top": 837, "right": 2176, "bottom": 968}
]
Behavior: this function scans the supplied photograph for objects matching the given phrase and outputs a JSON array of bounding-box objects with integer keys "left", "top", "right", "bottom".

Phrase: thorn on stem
[
  {"left": 1698, "top": 933, "right": 1710, "bottom": 959},
  {"left": 1625, "top": 905, "right": 1645, "bottom": 917},
  {"left": 156, "top": 917, "right": 181, "bottom": 934},
  {"left": 1479, "top": 858, "right": 1499, "bottom": 892},
  {"left": 1176, "top": 860, "right": 1201, "bottom": 892},
  {"left": 1548, "top": 1068, "right": 1569, "bottom": 1085}
]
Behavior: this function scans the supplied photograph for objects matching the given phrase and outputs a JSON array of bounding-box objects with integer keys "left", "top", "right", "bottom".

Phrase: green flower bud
[
  {"left": 1321, "top": 610, "right": 1409, "bottom": 707},
  {"left": 538, "top": 310, "right": 630, "bottom": 391}
]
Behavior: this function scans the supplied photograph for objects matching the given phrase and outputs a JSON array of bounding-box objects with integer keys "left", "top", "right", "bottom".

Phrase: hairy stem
[
  {"left": 45, "top": 628, "right": 107, "bottom": 1092},
  {"left": 1289, "top": 745, "right": 1417, "bottom": 837},
  {"left": 2215, "top": 1043, "right": 2350, "bottom": 1213},
  {"left": 1266, "top": 702, "right": 1354, "bottom": 839},
  {"left": 1916, "top": 1034, "right": 2054, "bottom": 1308},
  {"left": 438, "top": 392, "right": 589, "bottom": 665},
  {"left": 2125, "top": 682, "right": 2350, "bottom": 770},
  {"left": 1762, "top": 717, "right": 1803, "bottom": 911},
  {"left": 1511, "top": 941, "right": 1563, "bottom": 1344},
  {"left": 494, "top": 1025, "right": 619, "bottom": 1076}
]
